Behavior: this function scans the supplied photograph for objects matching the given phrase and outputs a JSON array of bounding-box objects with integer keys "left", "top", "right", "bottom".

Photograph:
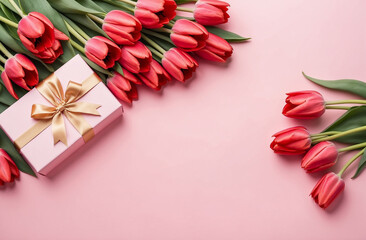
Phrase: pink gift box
[{"left": 0, "top": 55, "right": 122, "bottom": 175}]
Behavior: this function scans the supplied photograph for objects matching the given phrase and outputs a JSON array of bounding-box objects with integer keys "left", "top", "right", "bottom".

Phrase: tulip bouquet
[
  {"left": 271, "top": 73, "right": 366, "bottom": 209},
  {"left": 0, "top": 0, "right": 248, "bottom": 185}
]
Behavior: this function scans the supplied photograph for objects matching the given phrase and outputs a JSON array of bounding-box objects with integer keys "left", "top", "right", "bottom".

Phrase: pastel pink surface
[
  {"left": 0, "top": 55, "right": 122, "bottom": 175},
  {"left": 1, "top": 0, "right": 366, "bottom": 239}
]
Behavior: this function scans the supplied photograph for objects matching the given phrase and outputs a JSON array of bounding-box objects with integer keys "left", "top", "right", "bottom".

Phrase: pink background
[{"left": 1, "top": 0, "right": 366, "bottom": 239}]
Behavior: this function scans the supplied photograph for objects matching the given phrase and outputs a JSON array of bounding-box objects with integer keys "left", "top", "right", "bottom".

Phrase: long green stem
[
  {"left": 326, "top": 100, "right": 366, "bottom": 105},
  {"left": 147, "top": 46, "right": 164, "bottom": 59},
  {"left": 312, "top": 126, "right": 366, "bottom": 144},
  {"left": 0, "top": 15, "right": 18, "bottom": 28},
  {"left": 142, "top": 29, "right": 173, "bottom": 43},
  {"left": 117, "top": 0, "right": 137, "bottom": 6},
  {"left": 87, "top": 14, "right": 104, "bottom": 25},
  {"left": 70, "top": 39, "right": 85, "bottom": 53},
  {"left": 338, "top": 148, "right": 365, "bottom": 177},
  {"left": 166, "top": 22, "right": 174, "bottom": 28},
  {"left": 0, "top": 65, "right": 4, "bottom": 71},
  {"left": 339, "top": 142, "right": 366, "bottom": 153},
  {"left": 65, "top": 21, "right": 87, "bottom": 44},
  {"left": 0, "top": 55, "right": 7, "bottom": 64},
  {"left": 325, "top": 106, "right": 351, "bottom": 110},
  {"left": 154, "top": 28, "right": 173, "bottom": 34},
  {"left": 0, "top": 42, "right": 13, "bottom": 58},
  {"left": 311, "top": 131, "right": 340, "bottom": 138},
  {"left": 141, "top": 33, "right": 166, "bottom": 55},
  {"left": 8, "top": 0, "right": 25, "bottom": 17},
  {"left": 176, "top": 6, "right": 194, "bottom": 13}
]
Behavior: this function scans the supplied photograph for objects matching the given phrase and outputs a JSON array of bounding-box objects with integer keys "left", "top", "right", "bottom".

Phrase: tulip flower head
[
  {"left": 0, "top": 149, "right": 20, "bottom": 185},
  {"left": 162, "top": 48, "right": 198, "bottom": 82},
  {"left": 103, "top": 10, "right": 142, "bottom": 46},
  {"left": 283, "top": 91, "right": 325, "bottom": 119},
  {"left": 85, "top": 36, "right": 121, "bottom": 69},
  {"left": 301, "top": 141, "right": 338, "bottom": 173},
  {"left": 107, "top": 71, "right": 140, "bottom": 104},
  {"left": 135, "top": 0, "right": 177, "bottom": 29},
  {"left": 1, "top": 54, "right": 39, "bottom": 99},
  {"left": 311, "top": 172, "right": 345, "bottom": 209},
  {"left": 194, "top": 0, "right": 230, "bottom": 26},
  {"left": 171, "top": 19, "right": 209, "bottom": 52},
  {"left": 270, "top": 126, "right": 311, "bottom": 155},
  {"left": 195, "top": 33, "right": 233, "bottom": 62},
  {"left": 34, "top": 29, "right": 69, "bottom": 64},
  {"left": 119, "top": 41, "right": 152, "bottom": 73},
  {"left": 137, "top": 59, "right": 171, "bottom": 91}
]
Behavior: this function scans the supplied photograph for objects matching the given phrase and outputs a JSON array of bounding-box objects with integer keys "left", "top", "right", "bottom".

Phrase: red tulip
[
  {"left": 17, "top": 12, "right": 55, "bottom": 54},
  {"left": 103, "top": 10, "right": 142, "bottom": 45},
  {"left": 302, "top": 141, "right": 338, "bottom": 173},
  {"left": 171, "top": 19, "right": 208, "bottom": 52},
  {"left": 195, "top": 33, "right": 233, "bottom": 62},
  {"left": 119, "top": 41, "right": 152, "bottom": 73},
  {"left": 0, "top": 149, "right": 20, "bottom": 186},
  {"left": 1, "top": 54, "right": 39, "bottom": 99},
  {"left": 34, "top": 29, "right": 69, "bottom": 64},
  {"left": 194, "top": 0, "right": 230, "bottom": 26},
  {"left": 162, "top": 48, "right": 198, "bottom": 82},
  {"left": 270, "top": 126, "right": 311, "bottom": 155},
  {"left": 134, "top": 0, "right": 177, "bottom": 29},
  {"left": 85, "top": 36, "right": 121, "bottom": 69},
  {"left": 137, "top": 59, "right": 171, "bottom": 90},
  {"left": 311, "top": 172, "right": 345, "bottom": 209},
  {"left": 283, "top": 91, "right": 325, "bottom": 119},
  {"left": 107, "top": 71, "right": 140, "bottom": 104}
]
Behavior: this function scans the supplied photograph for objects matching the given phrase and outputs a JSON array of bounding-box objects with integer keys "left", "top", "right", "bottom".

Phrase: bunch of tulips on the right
[{"left": 271, "top": 73, "right": 366, "bottom": 209}]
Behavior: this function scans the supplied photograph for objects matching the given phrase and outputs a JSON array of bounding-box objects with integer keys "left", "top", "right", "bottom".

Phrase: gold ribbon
[{"left": 14, "top": 73, "right": 102, "bottom": 150}]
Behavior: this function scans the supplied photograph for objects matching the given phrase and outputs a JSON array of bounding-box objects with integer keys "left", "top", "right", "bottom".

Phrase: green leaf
[
  {"left": 0, "top": 128, "right": 36, "bottom": 177},
  {"left": 80, "top": 55, "right": 112, "bottom": 76},
  {"left": 66, "top": 13, "right": 109, "bottom": 38},
  {"left": 353, "top": 151, "right": 366, "bottom": 179},
  {"left": 94, "top": 0, "right": 134, "bottom": 14},
  {"left": 303, "top": 72, "right": 366, "bottom": 99},
  {"left": 174, "top": 0, "right": 196, "bottom": 4},
  {"left": 205, "top": 26, "right": 250, "bottom": 42},
  {"left": 47, "top": 0, "right": 101, "bottom": 15},
  {"left": 0, "top": 82, "right": 16, "bottom": 106},
  {"left": 323, "top": 106, "right": 366, "bottom": 144},
  {"left": 0, "top": 102, "right": 8, "bottom": 113},
  {"left": 113, "top": 62, "right": 124, "bottom": 76},
  {"left": 75, "top": 0, "right": 106, "bottom": 13}
]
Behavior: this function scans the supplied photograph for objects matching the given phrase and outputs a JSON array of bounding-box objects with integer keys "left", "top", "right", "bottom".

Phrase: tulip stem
[
  {"left": 147, "top": 46, "right": 164, "bottom": 59},
  {"left": 0, "top": 42, "right": 13, "bottom": 59},
  {"left": 166, "top": 22, "right": 174, "bottom": 28},
  {"left": 0, "top": 55, "right": 6, "bottom": 64},
  {"left": 339, "top": 142, "right": 366, "bottom": 153},
  {"left": 325, "top": 106, "right": 351, "bottom": 110},
  {"left": 0, "top": 65, "right": 4, "bottom": 71},
  {"left": 65, "top": 21, "right": 87, "bottom": 44},
  {"left": 338, "top": 148, "right": 365, "bottom": 177},
  {"left": 154, "top": 28, "right": 173, "bottom": 34},
  {"left": 69, "top": 39, "right": 85, "bottom": 54},
  {"left": 176, "top": 7, "right": 194, "bottom": 13},
  {"left": 141, "top": 33, "right": 166, "bottom": 55},
  {"left": 87, "top": 14, "right": 104, "bottom": 25},
  {"left": 142, "top": 29, "right": 173, "bottom": 43},
  {"left": 326, "top": 100, "right": 366, "bottom": 105},
  {"left": 312, "top": 125, "right": 366, "bottom": 144},
  {"left": 311, "top": 131, "right": 340, "bottom": 138},
  {"left": 8, "top": 0, "right": 26, "bottom": 18},
  {"left": 0, "top": 15, "right": 18, "bottom": 28},
  {"left": 117, "top": 0, "right": 137, "bottom": 6}
]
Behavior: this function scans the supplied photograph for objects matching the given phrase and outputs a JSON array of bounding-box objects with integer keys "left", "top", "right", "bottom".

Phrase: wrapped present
[{"left": 0, "top": 55, "right": 122, "bottom": 175}]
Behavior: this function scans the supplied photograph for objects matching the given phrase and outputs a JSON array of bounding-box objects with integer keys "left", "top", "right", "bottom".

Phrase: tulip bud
[
  {"left": 119, "top": 41, "right": 152, "bottom": 73},
  {"left": 301, "top": 141, "right": 338, "bottom": 173},
  {"left": 1, "top": 54, "right": 39, "bottom": 99},
  {"left": 85, "top": 36, "right": 121, "bottom": 69},
  {"left": 311, "top": 172, "right": 345, "bottom": 209},
  {"left": 137, "top": 59, "right": 171, "bottom": 91},
  {"left": 283, "top": 91, "right": 325, "bottom": 119},
  {"left": 135, "top": 0, "right": 177, "bottom": 29},
  {"left": 107, "top": 71, "right": 140, "bottom": 104},
  {"left": 171, "top": 19, "right": 208, "bottom": 52},
  {"left": 195, "top": 33, "right": 233, "bottom": 62},
  {"left": 0, "top": 149, "right": 20, "bottom": 185},
  {"left": 270, "top": 126, "right": 311, "bottom": 155},
  {"left": 194, "top": 0, "right": 230, "bottom": 26},
  {"left": 103, "top": 10, "right": 142, "bottom": 46},
  {"left": 162, "top": 48, "right": 198, "bottom": 82}
]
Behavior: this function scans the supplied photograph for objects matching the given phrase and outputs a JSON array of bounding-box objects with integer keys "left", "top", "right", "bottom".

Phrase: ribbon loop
[{"left": 13, "top": 73, "right": 102, "bottom": 150}]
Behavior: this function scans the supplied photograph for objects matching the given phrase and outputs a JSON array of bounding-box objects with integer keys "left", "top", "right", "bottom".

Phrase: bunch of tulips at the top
[
  {"left": 0, "top": 0, "right": 248, "bottom": 184},
  {"left": 271, "top": 73, "right": 366, "bottom": 209}
]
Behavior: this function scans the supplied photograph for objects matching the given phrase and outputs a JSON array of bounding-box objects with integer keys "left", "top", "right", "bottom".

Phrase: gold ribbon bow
[{"left": 14, "top": 73, "right": 102, "bottom": 150}]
